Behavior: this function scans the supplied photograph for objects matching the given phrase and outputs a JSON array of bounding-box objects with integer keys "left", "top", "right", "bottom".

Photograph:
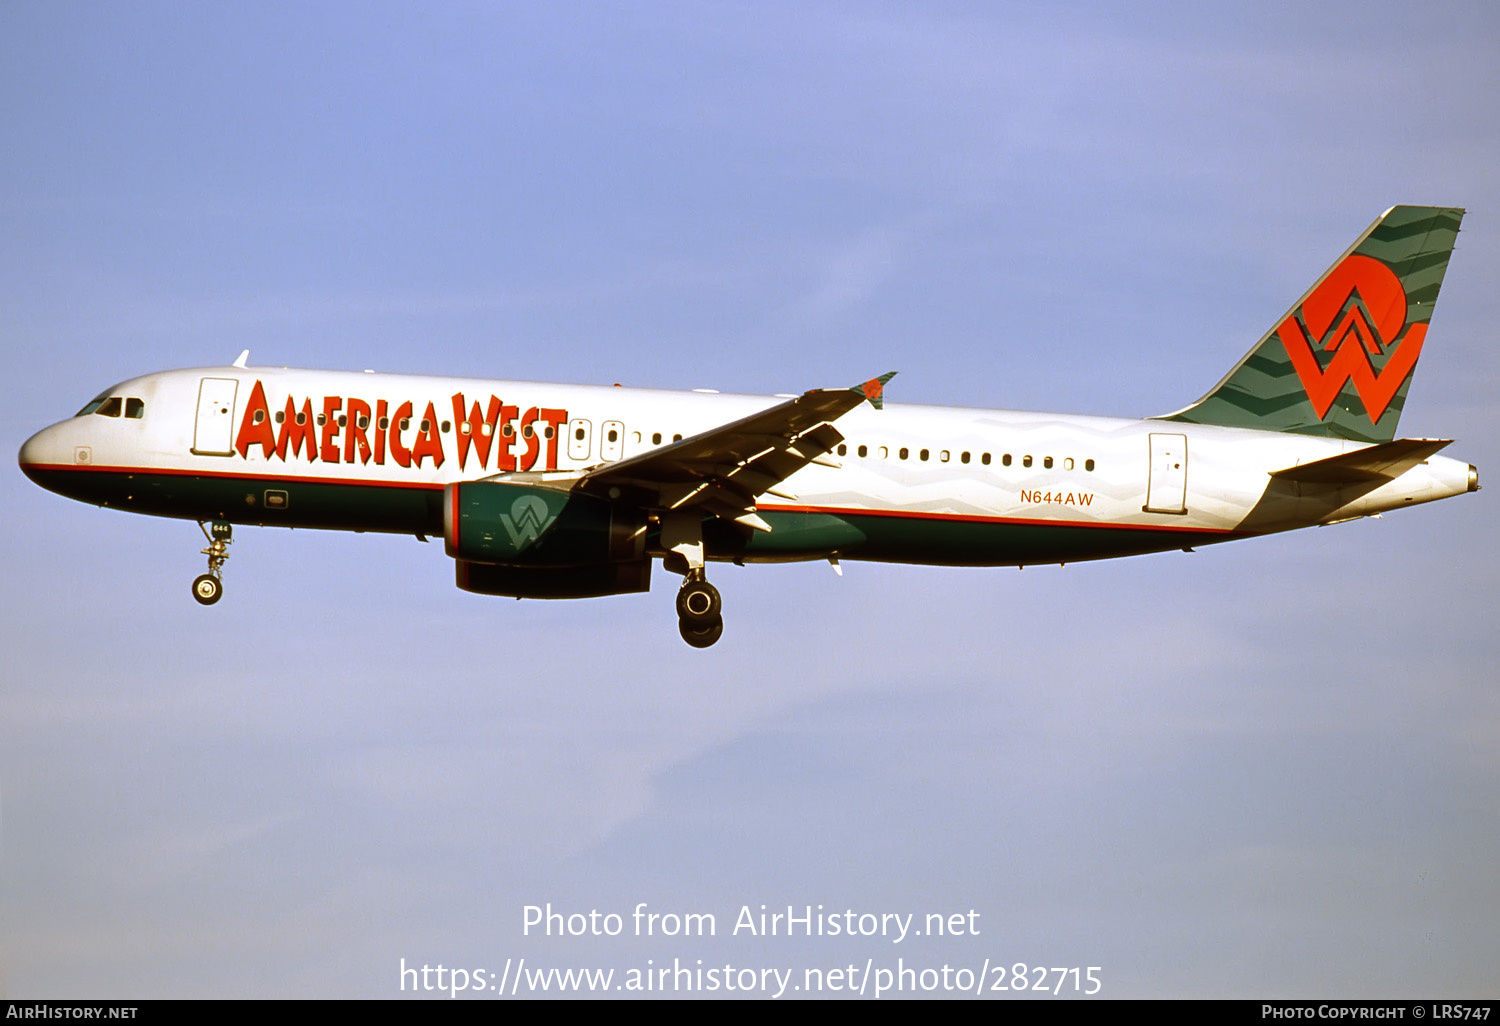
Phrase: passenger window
[
  {"left": 1001, "top": 454, "right": 1011, "bottom": 466},
  {"left": 939, "top": 450, "right": 949, "bottom": 462},
  {"left": 919, "top": 449, "right": 929, "bottom": 461},
  {"left": 96, "top": 397, "right": 123, "bottom": 417},
  {"left": 837, "top": 443, "right": 848, "bottom": 456},
  {"left": 1064, "top": 457, "right": 1074, "bottom": 470},
  {"left": 125, "top": 398, "right": 145, "bottom": 419},
  {"left": 653, "top": 432, "right": 662, "bottom": 445},
  {"left": 1085, "top": 459, "right": 1096, "bottom": 472},
  {"left": 1022, "top": 455, "right": 1033, "bottom": 468},
  {"left": 879, "top": 446, "right": 889, "bottom": 459},
  {"left": 1043, "top": 456, "right": 1053, "bottom": 469},
  {"left": 857, "top": 444, "right": 868, "bottom": 457},
  {"left": 960, "top": 451, "right": 970, "bottom": 464},
  {"left": 899, "top": 447, "right": 909, "bottom": 460},
  {"left": 981, "top": 453, "right": 991, "bottom": 465}
]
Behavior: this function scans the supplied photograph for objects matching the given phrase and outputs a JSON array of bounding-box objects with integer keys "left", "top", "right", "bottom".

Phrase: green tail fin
[{"left": 1161, "top": 205, "right": 1464, "bottom": 442}]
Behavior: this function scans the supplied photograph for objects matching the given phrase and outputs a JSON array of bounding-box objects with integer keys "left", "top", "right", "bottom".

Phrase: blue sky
[{"left": 3, "top": 1, "right": 1498, "bottom": 998}]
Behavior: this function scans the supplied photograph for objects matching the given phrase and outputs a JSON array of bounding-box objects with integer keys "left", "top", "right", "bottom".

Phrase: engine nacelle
[
  {"left": 455, "top": 558, "right": 651, "bottom": 599},
  {"left": 444, "top": 480, "right": 650, "bottom": 597}
]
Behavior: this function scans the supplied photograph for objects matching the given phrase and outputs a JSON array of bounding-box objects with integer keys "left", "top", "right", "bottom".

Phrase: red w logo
[{"left": 1278, "top": 254, "right": 1425, "bottom": 424}]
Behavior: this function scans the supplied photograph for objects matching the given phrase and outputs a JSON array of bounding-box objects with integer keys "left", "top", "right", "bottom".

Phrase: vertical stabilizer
[{"left": 1162, "top": 206, "right": 1463, "bottom": 442}]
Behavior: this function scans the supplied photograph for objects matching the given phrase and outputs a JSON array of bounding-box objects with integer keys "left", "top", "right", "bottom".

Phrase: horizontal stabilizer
[{"left": 1270, "top": 438, "right": 1452, "bottom": 484}]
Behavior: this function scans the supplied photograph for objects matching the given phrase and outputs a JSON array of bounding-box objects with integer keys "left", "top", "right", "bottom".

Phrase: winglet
[{"left": 852, "top": 371, "right": 897, "bottom": 410}]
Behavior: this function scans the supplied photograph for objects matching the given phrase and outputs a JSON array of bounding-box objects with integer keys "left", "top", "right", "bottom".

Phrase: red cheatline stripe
[{"left": 22, "top": 462, "right": 446, "bottom": 491}]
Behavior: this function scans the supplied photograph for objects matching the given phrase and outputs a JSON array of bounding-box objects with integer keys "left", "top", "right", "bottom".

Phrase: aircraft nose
[
  {"left": 18, "top": 423, "right": 64, "bottom": 485},
  {"left": 19, "top": 430, "right": 43, "bottom": 480}
]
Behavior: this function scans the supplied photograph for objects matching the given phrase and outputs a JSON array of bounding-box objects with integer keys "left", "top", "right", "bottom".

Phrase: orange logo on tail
[{"left": 1279, "top": 254, "right": 1425, "bottom": 423}]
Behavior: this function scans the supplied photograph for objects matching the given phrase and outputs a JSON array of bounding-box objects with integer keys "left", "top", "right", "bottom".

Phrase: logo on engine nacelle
[{"left": 499, "top": 495, "right": 556, "bottom": 549}]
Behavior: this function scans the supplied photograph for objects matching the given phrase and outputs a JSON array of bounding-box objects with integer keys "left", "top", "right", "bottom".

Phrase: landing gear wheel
[
  {"left": 679, "top": 616, "right": 724, "bottom": 649},
  {"left": 675, "top": 579, "right": 722, "bottom": 626},
  {"left": 192, "top": 573, "right": 223, "bottom": 606},
  {"left": 194, "top": 520, "right": 232, "bottom": 606}
]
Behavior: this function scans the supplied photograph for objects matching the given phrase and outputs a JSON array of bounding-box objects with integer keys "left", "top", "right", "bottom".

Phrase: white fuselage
[{"left": 19, "top": 365, "right": 1476, "bottom": 567}]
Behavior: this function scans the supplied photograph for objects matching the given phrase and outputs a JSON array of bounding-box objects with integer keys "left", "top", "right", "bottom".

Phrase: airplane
[{"left": 18, "top": 206, "right": 1479, "bottom": 647}]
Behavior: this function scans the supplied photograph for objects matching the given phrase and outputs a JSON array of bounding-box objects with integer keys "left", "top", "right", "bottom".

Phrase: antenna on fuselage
[{"left": 232, "top": 349, "right": 250, "bottom": 368}]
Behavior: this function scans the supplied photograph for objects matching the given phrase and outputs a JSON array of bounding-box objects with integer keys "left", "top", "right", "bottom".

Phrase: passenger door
[
  {"left": 1143, "top": 432, "right": 1188, "bottom": 514},
  {"left": 192, "top": 378, "right": 239, "bottom": 456}
]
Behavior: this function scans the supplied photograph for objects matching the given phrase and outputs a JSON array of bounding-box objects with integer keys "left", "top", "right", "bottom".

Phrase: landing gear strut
[
  {"left": 663, "top": 514, "right": 724, "bottom": 648},
  {"left": 193, "top": 520, "right": 232, "bottom": 606}
]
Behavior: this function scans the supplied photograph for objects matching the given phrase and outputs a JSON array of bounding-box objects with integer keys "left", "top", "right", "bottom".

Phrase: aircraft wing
[
  {"left": 1270, "top": 438, "right": 1452, "bottom": 484},
  {"left": 573, "top": 373, "right": 895, "bottom": 532}
]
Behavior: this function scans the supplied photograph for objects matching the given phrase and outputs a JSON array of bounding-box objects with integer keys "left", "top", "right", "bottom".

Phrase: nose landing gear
[{"left": 192, "top": 520, "right": 232, "bottom": 606}]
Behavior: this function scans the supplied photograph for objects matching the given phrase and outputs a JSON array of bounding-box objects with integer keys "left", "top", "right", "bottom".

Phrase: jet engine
[{"left": 443, "top": 480, "right": 650, "bottom": 598}]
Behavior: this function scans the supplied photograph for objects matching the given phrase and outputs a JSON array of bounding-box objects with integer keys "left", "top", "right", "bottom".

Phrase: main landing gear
[
  {"left": 676, "top": 572, "right": 723, "bottom": 649},
  {"left": 192, "top": 520, "right": 232, "bottom": 606},
  {"left": 663, "top": 513, "right": 724, "bottom": 648}
]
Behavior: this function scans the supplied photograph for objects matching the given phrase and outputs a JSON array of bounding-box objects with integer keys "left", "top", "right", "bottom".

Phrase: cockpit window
[
  {"left": 75, "top": 392, "right": 111, "bottom": 417},
  {"left": 74, "top": 394, "right": 145, "bottom": 418}
]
